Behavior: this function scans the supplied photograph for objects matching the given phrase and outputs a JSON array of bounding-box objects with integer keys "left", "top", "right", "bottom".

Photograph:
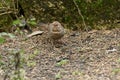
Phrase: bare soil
[{"left": 1, "top": 28, "right": 120, "bottom": 80}]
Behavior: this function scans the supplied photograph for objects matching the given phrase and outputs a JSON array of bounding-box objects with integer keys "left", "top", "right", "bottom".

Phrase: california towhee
[
  {"left": 48, "top": 21, "right": 65, "bottom": 40},
  {"left": 38, "top": 22, "right": 49, "bottom": 31},
  {"left": 28, "top": 21, "right": 65, "bottom": 40}
]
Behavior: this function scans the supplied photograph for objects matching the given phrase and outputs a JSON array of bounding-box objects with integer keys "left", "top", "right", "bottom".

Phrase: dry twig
[{"left": 73, "top": 0, "right": 88, "bottom": 31}]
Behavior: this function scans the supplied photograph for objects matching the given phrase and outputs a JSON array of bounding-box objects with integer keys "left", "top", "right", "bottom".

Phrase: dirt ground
[{"left": 1, "top": 28, "right": 120, "bottom": 80}]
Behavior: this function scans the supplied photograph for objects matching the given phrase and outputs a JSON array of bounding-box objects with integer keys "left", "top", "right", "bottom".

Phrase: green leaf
[
  {"left": 112, "top": 68, "right": 120, "bottom": 74},
  {"left": 13, "top": 19, "right": 21, "bottom": 25},
  {"left": 0, "top": 32, "right": 16, "bottom": 39},
  {"left": 56, "top": 59, "right": 69, "bottom": 66},
  {"left": 0, "top": 61, "right": 4, "bottom": 66},
  {"left": 0, "top": 37, "right": 5, "bottom": 44},
  {"left": 7, "top": 33, "right": 16, "bottom": 38},
  {"left": 30, "top": 17, "right": 36, "bottom": 21},
  {"left": 117, "top": 58, "right": 120, "bottom": 63},
  {"left": 27, "top": 61, "right": 36, "bottom": 67},
  {"left": 55, "top": 72, "right": 62, "bottom": 79},
  {"left": 27, "top": 21, "right": 37, "bottom": 25}
]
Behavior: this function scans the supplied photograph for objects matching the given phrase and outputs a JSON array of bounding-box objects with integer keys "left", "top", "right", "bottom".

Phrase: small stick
[{"left": 73, "top": 0, "right": 88, "bottom": 31}]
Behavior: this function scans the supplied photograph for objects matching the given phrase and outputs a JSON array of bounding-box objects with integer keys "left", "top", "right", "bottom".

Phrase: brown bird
[
  {"left": 38, "top": 22, "right": 49, "bottom": 31},
  {"left": 48, "top": 21, "right": 65, "bottom": 40}
]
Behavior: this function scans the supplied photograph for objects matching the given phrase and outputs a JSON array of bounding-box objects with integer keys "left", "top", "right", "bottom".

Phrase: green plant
[
  {"left": 0, "top": 54, "right": 4, "bottom": 66},
  {"left": 0, "top": 32, "right": 16, "bottom": 38},
  {"left": 5, "top": 49, "right": 27, "bottom": 80},
  {"left": 11, "top": 69, "right": 26, "bottom": 80},
  {"left": 29, "top": 49, "right": 39, "bottom": 59},
  {"left": 12, "top": 16, "right": 37, "bottom": 27},
  {"left": 117, "top": 57, "right": 120, "bottom": 63},
  {"left": 27, "top": 61, "right": 36, "bottom": 67},
  {"left": 72, "top": 70, "right": 83, "bottom": 76},
  {"left": 55, "top": 72, "right": 62, "bottom": 79},
  {"left": 0, "top": 48, "right": 39, "bottom": 80},
  {"left": 27, "top": 17, "right": 37, "bottom": 26},
  {"left": 0, "top": 37, "right": 5, "bottom": 44},
  {"left": 112, "top": 68, "right": 120, "bottom": 74},
  {"left": 56, "top": 59, "right": 69, "bottom": 67},
  {"left": 26, "top": 49, "right": 39, "bottom": 67},
  {"left": 12, "top": 19, "right": 21, "bottom": 26}
]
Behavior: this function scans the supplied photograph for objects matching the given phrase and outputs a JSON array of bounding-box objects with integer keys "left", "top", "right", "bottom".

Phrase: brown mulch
[{"left": 1, "top": 28, "right": 120, "bottom": 80}]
